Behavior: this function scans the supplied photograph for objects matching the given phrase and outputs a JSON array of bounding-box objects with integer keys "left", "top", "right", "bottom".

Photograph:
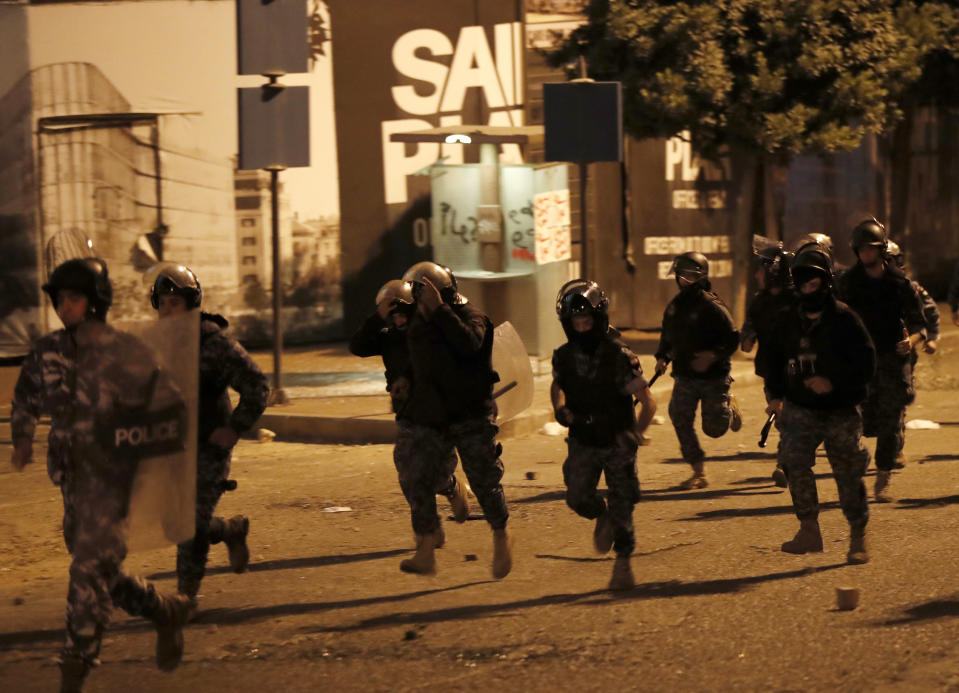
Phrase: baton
[
  {"left": 493, "top": 380, "right": 518, "bottom": 400},
  {"left": 759, "top": 412, "right": 776, "bottom": 448},
  {"left": 648, "top": 357, "right": 669, "bottom": 388}
]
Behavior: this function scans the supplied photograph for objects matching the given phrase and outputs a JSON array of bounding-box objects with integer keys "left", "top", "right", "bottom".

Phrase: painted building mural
[{"left": 0, "top": 0, "right": 342, "bottom": 357}]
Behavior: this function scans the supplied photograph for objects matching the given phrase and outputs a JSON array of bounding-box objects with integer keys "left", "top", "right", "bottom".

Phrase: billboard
[
  {"left": 0, "top": 0, "right": 342, "bottom": 357},
  {"left": 327, "top": 0, "right": 525, "bottom": 332}
]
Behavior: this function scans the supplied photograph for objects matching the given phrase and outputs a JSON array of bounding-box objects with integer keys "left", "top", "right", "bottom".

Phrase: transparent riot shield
[
  {"left": 120, "top": 310, "right": 199, "bottom": 551},
  {"left": 44, "top": 227, "right": 95, "bottom": 274},
  {"left": 492, "top": 321, "right": 534, "bottom": 422}
]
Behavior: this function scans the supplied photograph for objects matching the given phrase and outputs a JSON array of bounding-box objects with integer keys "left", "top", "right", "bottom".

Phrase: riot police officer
[
  {"left": 394, "top": 262, "right": 512, "bottom": 578},
  {"left": 12, "top": 258, "right": 193, "bottom": 691},
  {"left": 886, "top": 241, "right": 939, "bottom": 356},
  {"left": 551, "top": 280, "right": 656, "bottom": 590},
  {"left": 765, "top": 246, "right": 876, "bottom": 563},
  {"left": 741, "top": 244, "right": 794, "bottom": 487},
  {"left": 349, "top": 279, "right": 469, "bottom": 548},
  {"left": 655, "top": 252, "right": 742, "bottom": 489},
  {"left": 836, "top": 219, "right": 926, "bottom": 501},
  {"left": 150, "top": 265, "right": 269, "bottom": 612}
]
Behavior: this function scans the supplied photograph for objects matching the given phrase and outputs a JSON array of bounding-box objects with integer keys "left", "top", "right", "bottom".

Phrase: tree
[
  {"left": 549, "top": 0, "right": 956, "bottom": 316},
  {"left": 882, "top": 1, "right": 959, "bottom": 245}
]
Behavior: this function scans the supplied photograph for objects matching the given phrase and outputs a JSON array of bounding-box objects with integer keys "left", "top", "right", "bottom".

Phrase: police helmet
[
  {"left": 754, "top": 245, "right": 791, "bottom": 284},
  {"left": 851, "top": 218, "right": 887, "bottom": 253},
  {"left": 557, "top": 279, "right": 609, "bottom": 340},
  {"left": 556, "top": 279, "right": 609, "bottom": 320},
  {"left": 42, "top": 257, "right": 112, "bottom": 320},
  {"left": 554, "top": 279, "right": 593, "bottom": 316},
  {"left": 401, "top": 261, "right": 466, "bottom": 305},
  {"left": 790, "top": 247, "right": 833, "bottom": 288},
  {"left": 150, "top": 264, "right": 202, "bottom": 310},
  {"left": 375, "top": 279, "right": 414, "bottom": 312},
  {"left": 792, "top": 233, "right": 834, "bottom": 256},
  {"left": 885, "top": 240, "right": 905, "bottom": 269},
  {"left": 670, "top": 251, "right": 709, "bottom": 281}
]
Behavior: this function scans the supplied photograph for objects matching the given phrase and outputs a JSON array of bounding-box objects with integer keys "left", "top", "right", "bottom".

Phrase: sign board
[
  {"left": 327, "top": 0, "right": 524, "bottom": 332},
  {"left": 237, "top": 85, "right": 310, "bottom": 170},
  {"left": 237, "top": 0, "right": 309, "bottom": 75},
  {"left": 543, "top": 81, "right": 623, "bottom": 163}
]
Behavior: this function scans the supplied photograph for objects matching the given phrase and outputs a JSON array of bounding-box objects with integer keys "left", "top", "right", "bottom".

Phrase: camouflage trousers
[
  {"left": 668, "top": 375, "right": 733, "bottom": 464},
  {"left": 563, "top": 437, "right": 641, "bottom": 557},
  {"left": 393, "top": 421, "right": 458, "bottom": 526},
  {"left": 778, "top": 402, "right": 870, "bottom": 528},
  {"left": 177, "top": 444, "right": 234, "bottom": 596},
  {"left": 862, "top": 352, "right": 914, "bottom": 471},
  {"left": 395, "top": 417, "right": 509, "bottom": 534},
  {"left": 60, "top": 472, "right": 166, "bottom": 666}
]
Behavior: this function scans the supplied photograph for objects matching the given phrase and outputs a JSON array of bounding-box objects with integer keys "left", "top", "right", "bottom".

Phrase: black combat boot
[
  {"left": 149, "top": 593, "right": 193, "bottom": 671},
  {"left": 177, "top": 577, "right": 200, "bottom": 622},
  {"left": 593, "top": 511, "right": 613, "bottom": 554},
  {"left": 59, "top": 656, "right": 91, "bottom": 693},
  {"left": 492, "top": 527, "right": 513, "bottom": 579},
  {"left": 223, "top": 515, "right": 251, "bottom": 573},
  {"left": 609, "top": 556, "right": 635, "bottom": 591}
]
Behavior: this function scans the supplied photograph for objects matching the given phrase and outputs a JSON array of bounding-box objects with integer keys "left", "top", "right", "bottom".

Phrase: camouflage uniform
[
  {"left": 667, "top": 376, "right": 733, "bottom": 464},
  {"left": 656, "top": 283, "right": 739, "bottom": 465},
  {"left": 764, "top": 295, "right": 876, "bottom": 528},
  {"left": 403, "top": 302, "right": 509, "bottom": 533},
  {"left": 176, "top": 314, "right": 269, "bottom": 597},
  {"left": 349, "top": 311, "right": 460, "bottom": 520},
  {"left": 779, "top": 403, "right": 870, "bottom": 526},
  {"left": 11, "top": 322, "right": 180, "bottom": 666},
  {"left": 553, "top": 335, "right": 645, "bottom": 557}
]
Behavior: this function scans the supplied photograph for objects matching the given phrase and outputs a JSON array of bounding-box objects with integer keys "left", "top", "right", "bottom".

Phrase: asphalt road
[{"left": 3, "top": 345, "right": 959, "bottom": 692}]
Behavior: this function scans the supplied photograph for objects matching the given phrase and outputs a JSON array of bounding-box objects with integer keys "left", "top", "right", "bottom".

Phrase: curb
[{"left": 253, "top": 365, "right": 767, "bottom": 445}]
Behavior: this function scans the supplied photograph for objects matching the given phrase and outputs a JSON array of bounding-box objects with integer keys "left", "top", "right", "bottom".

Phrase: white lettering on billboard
[
  {"left": 384, "top": 22, "right": 524, "bottom": 205},
  {"left": 664, "top": 130, "right": 730, "bottom": 208},
  {"left": 643, "top": 235, "right": 731, "bottom": 255}
]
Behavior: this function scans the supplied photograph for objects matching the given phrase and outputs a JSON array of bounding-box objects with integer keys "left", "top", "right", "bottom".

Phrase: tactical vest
[{"left": 554, "top": 340, "right": 635, "bottom": 446}]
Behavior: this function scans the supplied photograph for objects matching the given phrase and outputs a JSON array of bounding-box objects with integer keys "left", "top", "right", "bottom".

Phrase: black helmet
[
  {"left": 150, "top": 264, "right": 202, "bottom": 310},
  {"left": 885, "top": 240, "right": 905, "bottom": 269},
  {"left": 790, "top": 247, "right": 833, "bottom": 288},
  {"left": 556, "top": 279, "right": 609, "bottom": 341},
  {"left": 670, "top": 251, "right": 709, "bottom": 283},
  {"left": 554, "top": 279, "right": 593, "bottom": 316},
  {"left": 42, "top": 257, "right": 112, "bottom": 320},
  {"left": 556, "top": 279, "right": 609, "bottom": 319},
  {"left": 401, "top": 261, "right": 466, "bottom": 305},
  {"left": 792, "top": 233, "right": 834, "bottom": 256},
  {"left": 851, "top": 218, "right": 887, "bottom": 253}
]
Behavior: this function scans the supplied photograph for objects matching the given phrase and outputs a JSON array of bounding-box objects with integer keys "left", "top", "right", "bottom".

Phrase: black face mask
[{"left": 799, "top": 289, "right": 830, "bottom": 313}]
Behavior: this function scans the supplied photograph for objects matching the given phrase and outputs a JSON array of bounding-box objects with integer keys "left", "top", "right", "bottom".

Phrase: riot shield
[
  {"left": 44, "top": 227, "right": 95, "bottom": 275},
  {"left": 120, "top": 310, "right": 199, "bottom": 551},
  {"left": 492, "top": 321, "right": 534, "bottom": 422}
]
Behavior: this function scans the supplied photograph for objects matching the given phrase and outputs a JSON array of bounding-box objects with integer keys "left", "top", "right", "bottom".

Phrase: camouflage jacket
[
  {"left": 198, "top": 313, "right": 269, "bottom": 443},
  {"left": 912, "top": 280, "right": 940, "bottom": 342},
  {"left": 12, "top": 321, "right": 166, "bottom": 486}
]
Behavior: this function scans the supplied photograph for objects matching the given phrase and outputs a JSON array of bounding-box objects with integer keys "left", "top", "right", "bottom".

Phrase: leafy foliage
[{"left": 550, "top": 0, "right": 959, "bottom": 160}]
